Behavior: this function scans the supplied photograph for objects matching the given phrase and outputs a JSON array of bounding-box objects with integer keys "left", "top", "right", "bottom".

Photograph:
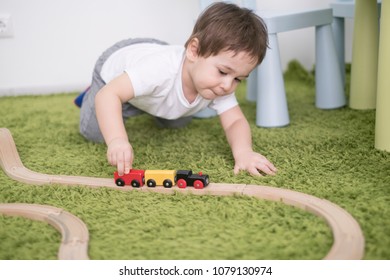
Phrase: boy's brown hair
[{"left": 185, "top": 2, "right": 268, "bottom": 65}]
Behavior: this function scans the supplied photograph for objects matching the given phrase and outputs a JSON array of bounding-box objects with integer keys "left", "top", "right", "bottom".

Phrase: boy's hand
[
  {"left": 233, "top": 150, "right": 277, "bottom": 176},
  {"left": 107, "top": 138, "right": 133, "bottom": 176}
]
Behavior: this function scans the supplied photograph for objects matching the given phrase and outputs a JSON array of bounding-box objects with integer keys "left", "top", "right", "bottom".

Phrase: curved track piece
[
  {"left": 0, "top": 127, "right": 365, "bottom": 259},
  {"left": 0, "top": 128, "right": 117, "bottom": 188},
  {"left": 0, "top": 203, "right": 89, "bottom": 260}
]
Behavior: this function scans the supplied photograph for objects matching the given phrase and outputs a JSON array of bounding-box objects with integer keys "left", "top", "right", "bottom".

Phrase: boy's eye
[{"left": 218, "top": 69, "right": 242, "bottom": 83}]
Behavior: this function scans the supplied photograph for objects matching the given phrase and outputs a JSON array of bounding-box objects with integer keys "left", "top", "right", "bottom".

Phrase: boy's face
[{"left": 188, "top": 49, "right": 257, "bottom": 100}]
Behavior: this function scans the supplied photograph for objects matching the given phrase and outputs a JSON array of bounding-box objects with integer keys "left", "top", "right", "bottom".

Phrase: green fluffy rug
[{"left": 0, "top": 62, "right": 389, "bottom": 260}]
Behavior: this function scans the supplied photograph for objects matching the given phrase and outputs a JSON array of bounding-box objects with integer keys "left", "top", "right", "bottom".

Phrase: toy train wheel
[
  {"left": 131, "top": 180, "right": 141, "bottom": 188},
  {"left": 115, "top": 178, "right": 125, "bottom": 187},
  {"left": 163, "top": 179, "right": 173, "bottom": 188},
  {"left": 193, "top": 180, "right": 204, "bottom": 189},
  {"left": 147, "top": 179, "right": 156, "bottom": 188},
  {"left": 177, "top": 179, "right": 187, "bottom": 188}
]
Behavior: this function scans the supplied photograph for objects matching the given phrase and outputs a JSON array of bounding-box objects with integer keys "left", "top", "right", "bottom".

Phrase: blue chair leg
[
  {"left": 332, "top": 17, "right": 346, "bottom": 87},
  {"left": 246, "top": 67, "right": 258, "bottom": 102},
  {"left": 315, "top": 24, "right": 346, "bottom": 109},
  {"left": 193, "top": 107, "right": 218, "bottom": 118},
  {"left": 256, "top": 33, "right": 290, "bottom": 127}
]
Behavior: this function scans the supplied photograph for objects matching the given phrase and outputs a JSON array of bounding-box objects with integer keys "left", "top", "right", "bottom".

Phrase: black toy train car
[{"left": 176, "top": 170, "right": 210, "bottom": 189}]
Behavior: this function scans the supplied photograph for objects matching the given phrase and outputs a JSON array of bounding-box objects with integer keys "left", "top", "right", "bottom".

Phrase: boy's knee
[
  {"left": 154, "top": 116, "right": 193, "bottom": 129},
  {"left": 79, "top": 126, "right": 105, "bottom": 143}
]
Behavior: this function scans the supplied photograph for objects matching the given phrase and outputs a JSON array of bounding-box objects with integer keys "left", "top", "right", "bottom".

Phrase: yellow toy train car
[{"left": 145, "top": 170, "right": 176, "bottom": 188}]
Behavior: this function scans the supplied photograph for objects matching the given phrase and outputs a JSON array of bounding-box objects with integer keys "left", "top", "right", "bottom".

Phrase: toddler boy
[{"left": 78, "top": 2, "right": 277, "bottom": 177}]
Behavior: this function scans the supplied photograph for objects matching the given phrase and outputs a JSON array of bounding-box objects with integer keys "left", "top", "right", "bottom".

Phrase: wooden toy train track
[
  {"left": 0, "top": 128, "right": 365, "bottom": 260},
  {"left": 0, "top": 203, "right": 89, "bottom": 260}
]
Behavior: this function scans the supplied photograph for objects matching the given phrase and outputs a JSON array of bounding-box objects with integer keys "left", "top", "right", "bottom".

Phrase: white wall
[{"left": 0, "top": 0, "right": 352, "bottom": 96}]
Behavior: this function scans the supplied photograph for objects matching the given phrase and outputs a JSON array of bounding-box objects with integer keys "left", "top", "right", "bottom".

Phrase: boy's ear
[{"left": 186, "top": 38, "right": 200, "bottom": 62}]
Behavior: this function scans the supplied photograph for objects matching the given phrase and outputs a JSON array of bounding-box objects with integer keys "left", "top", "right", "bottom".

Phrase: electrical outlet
[{"left": 0, "top": 15, "right": 13, "bottom": 38}]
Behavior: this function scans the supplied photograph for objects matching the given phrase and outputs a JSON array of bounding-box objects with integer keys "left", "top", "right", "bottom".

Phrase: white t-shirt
[{"left": 100, "top": 43, "right": 238, "bottom": 119}]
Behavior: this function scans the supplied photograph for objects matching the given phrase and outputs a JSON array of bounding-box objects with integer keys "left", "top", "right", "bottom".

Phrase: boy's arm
[
  {"left": 95, "top": 72, "right": 135, "bottom": 176},
  {"left": 219, "top": 105, "right": 277, "bottom": 176}
]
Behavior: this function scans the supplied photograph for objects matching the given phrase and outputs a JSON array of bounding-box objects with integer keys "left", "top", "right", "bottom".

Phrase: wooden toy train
[{"left": 114, "top": 169, "right": 210, "bottom": 189}]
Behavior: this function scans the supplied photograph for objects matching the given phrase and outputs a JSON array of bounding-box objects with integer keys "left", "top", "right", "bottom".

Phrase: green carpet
[{"left": 0, "top": 61, "right": 389, "bottom": 260}]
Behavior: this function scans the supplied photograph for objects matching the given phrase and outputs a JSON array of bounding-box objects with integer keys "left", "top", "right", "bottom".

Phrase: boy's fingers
[
  {"left": 117, "top": 156, "right": 125, "bottom": 176},
  {"left": 249, "top": 167, "right": 262, "bottom": 177},
  {"left": 233, "top": 165, "right": 241, "bottom": 175},
  {"left": 268, "top": 163, "right": 277, "bottom": 173},
  {"left": 256, "top": 165, "right": 273, "bottom": 175},
  {"left": 124, "top": 150, "right": 132, "bottom": 174},
  {"left": 108, "top": 153, "right": 116, "bottom": 167},
  {"left": 234, "top": 162, "right": 276, "bottom": 177}
]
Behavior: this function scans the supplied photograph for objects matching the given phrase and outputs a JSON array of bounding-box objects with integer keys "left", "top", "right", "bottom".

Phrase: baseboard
[{"left": 0, "top": 83, "right": 87, "bottom": 97}]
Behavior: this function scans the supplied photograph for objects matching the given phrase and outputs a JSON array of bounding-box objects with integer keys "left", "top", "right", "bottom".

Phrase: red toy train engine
[{"left": 114, "top": 169, "right": 145, "bottom": 187}]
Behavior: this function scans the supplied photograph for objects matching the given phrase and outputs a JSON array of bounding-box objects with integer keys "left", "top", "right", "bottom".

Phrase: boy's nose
[{"left": 220, "top": 78, "right": 234, "bottom": 93}]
